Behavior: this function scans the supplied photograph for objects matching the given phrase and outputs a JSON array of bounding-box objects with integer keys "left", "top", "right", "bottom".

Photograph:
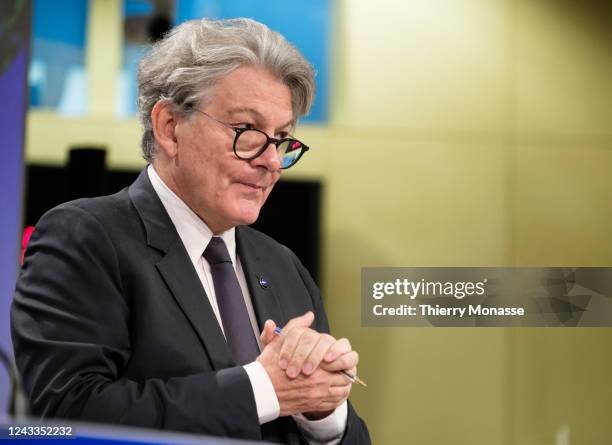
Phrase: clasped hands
[{"left": 256, "top": 311, "right": 358, "bottom": 420}]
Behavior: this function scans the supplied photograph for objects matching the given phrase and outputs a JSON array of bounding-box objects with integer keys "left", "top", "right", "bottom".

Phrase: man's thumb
[{"left": 260, "top": 319, "right": 277, "bottom": 347}]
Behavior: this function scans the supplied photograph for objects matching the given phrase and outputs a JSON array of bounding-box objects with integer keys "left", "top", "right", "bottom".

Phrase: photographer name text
[{"left": 371, "top": 279, "right": 524, "bottom": 318}]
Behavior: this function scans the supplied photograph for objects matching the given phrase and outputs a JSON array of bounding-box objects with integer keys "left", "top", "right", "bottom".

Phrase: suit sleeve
[
  {"left": 11, "top": 204, "right": 261, "bottom": 440},
  {"left": 287, "top": 249, "right": 372, "bottom": 445}
]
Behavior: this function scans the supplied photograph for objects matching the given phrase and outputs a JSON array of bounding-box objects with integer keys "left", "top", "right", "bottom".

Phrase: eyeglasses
[{"left": 192, "top": 108, "right": 309, "bottom": 169}]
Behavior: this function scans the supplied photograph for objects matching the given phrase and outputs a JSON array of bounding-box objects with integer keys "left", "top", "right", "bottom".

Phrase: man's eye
[
  {"left": 276, "top": 132, "right": 289, "bottom": 139},
  {"left": 233, "top": 123, "right": 256, "bottom": 130}
]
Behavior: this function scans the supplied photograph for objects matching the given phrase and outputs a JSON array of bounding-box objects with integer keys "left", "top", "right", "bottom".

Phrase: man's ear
[{"left": 151, "top": 101, "right": 179, "bottom": 158}]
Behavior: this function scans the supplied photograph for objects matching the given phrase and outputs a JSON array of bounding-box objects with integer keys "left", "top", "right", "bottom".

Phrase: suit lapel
[
  {"left": 156, "top": 243, "right": 234, "bottom": 369},
  {"left": 236, "top": 227, "right": 286, "bottom": 331},
  {"left": 128, "top": 169, "right": 234, "bottom": 370}
]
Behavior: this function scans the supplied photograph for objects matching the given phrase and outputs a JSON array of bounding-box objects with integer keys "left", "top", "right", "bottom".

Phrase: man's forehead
[
  {"left": 206, "top": 66, "right": 294, "bottom": 123},
  {"left": 226, "top": 106, "right": 294, "bottom": 129}
]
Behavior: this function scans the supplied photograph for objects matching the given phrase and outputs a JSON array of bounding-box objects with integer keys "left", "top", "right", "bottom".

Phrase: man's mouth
[{"left": 237, "top": 181, "right": 265, "bottom": 191}]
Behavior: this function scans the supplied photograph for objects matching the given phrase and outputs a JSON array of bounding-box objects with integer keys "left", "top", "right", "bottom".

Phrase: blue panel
[
  {"left": 173, "top": 0, "right": 331, "bottom": 123},
  {"left": 125, "top": 0, "right": 154, "bottom": 17},
  {"left": 32, "top": 0, "right": 88, "bottom": 46},
  {"left": 30, "top": 0, "right": 88, "bottom": 113},
  {"left": 175, "top": 0, "right": 211, "bottom": 24}
]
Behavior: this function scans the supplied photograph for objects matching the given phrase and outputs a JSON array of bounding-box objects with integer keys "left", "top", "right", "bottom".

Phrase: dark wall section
[
  {"left": 250, "top": 180, "right": 321, "bottom": 283},
  {"left": 25, "top": 156, "right": 321, "bottom": 281}
]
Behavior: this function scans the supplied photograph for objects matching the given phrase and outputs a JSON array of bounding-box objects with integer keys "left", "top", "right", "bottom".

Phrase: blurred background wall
[{"left": 20, "top": 0, "right": 612, "bottom": 444}]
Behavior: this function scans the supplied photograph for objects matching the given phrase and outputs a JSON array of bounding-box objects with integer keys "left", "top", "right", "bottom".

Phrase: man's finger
[
  {"left": 327, "top": 384, "right": 352, "bottom": 401},
  {"left": 322, "top": 351, "right": 359, "bottom": 373},
  {"left": 261, "top": 311, "right": 313, "bottom": 352},
  {"left": 285, "top": 329, "right": 320, "bottom": 378},
  {"left": 274, "top": 312, "right": 315, "bottom": 371},
  {"left": 281, "top": 311, "right": 314, "bottom": 333},
  {"left": 278, "top": 327, "right": 307, "bottom": 373},
  {"left": 301, "top": 333, "right": 336, "bottom": 375},
  {"left": 260, "top": 319, "right": 277, "bottom": 347},
  {"left": 323, "top": 338, "right": 351, "bottom": 363}
]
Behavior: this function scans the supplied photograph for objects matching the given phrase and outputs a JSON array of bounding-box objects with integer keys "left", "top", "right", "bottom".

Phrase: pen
[{"left": 273, "top": 326, "right": 367, "bottom": 387}]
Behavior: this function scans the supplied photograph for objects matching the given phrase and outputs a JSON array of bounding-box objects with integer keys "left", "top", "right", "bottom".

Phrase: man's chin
[{"left": 231, "top": 203, "right": 262, "bottom": 227}]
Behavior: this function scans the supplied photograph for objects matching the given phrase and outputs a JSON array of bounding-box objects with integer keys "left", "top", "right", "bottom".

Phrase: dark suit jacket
[{"left": 11, "top": 170, "right": 370, "bottom": 444}]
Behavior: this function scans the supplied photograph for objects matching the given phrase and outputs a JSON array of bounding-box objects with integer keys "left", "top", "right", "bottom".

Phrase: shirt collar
[{"left": 147, "top": 165, "right": 236, "bottom": 265}]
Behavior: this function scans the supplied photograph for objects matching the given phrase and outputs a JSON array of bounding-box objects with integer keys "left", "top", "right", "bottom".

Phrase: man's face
[{"left": 169, "top": 66, "right": 293, "bottom": 234}]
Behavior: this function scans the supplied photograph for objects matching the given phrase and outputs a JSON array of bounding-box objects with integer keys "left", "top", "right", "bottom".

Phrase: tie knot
[{"left": 203, "top": 237, "right": 232, "bottom": 265}]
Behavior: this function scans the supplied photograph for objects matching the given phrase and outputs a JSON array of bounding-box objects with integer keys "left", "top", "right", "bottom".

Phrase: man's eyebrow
[
  {"left": 226, "top": 107, "right": 265, "bottom": 120},
  {"left": 277, "top": 119, "right": 295, "bottom": 132},
  {"left": 226, "top": 107, "right": 295, "bottom": 132}
]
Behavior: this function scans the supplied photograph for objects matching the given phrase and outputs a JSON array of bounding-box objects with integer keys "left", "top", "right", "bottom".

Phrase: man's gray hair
[{"left": 137, "top": 18, "right": 316, "bottom": 163}]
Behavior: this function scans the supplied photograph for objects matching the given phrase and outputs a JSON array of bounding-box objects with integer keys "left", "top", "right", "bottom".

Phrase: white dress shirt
[{"left": 147, "top": 165, "right": 347, "bottom": 444}]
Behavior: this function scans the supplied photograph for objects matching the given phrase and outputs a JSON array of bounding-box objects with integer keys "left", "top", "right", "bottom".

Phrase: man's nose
[{"left": 252, "top": 142, "right": 282, "bottom": 171}]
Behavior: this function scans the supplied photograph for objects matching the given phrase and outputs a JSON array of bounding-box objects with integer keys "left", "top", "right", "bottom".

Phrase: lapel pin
[{"left": 258, "top": 277, "right": 269, "bottom": 288}]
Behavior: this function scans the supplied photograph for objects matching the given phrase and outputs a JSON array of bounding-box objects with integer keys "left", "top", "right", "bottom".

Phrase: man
[{"left": 11, "top": 18, "right": 370, "bottom": 444}]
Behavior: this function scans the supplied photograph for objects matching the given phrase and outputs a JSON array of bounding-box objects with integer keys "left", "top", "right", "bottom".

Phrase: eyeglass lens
[{"left": 235, "top": 129, "right": 305, "bottom": 169}]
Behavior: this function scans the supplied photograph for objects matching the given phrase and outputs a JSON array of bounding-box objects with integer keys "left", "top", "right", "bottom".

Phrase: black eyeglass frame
[{"left": 191, "top": 108, "right": 309, "bottom": 169}]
